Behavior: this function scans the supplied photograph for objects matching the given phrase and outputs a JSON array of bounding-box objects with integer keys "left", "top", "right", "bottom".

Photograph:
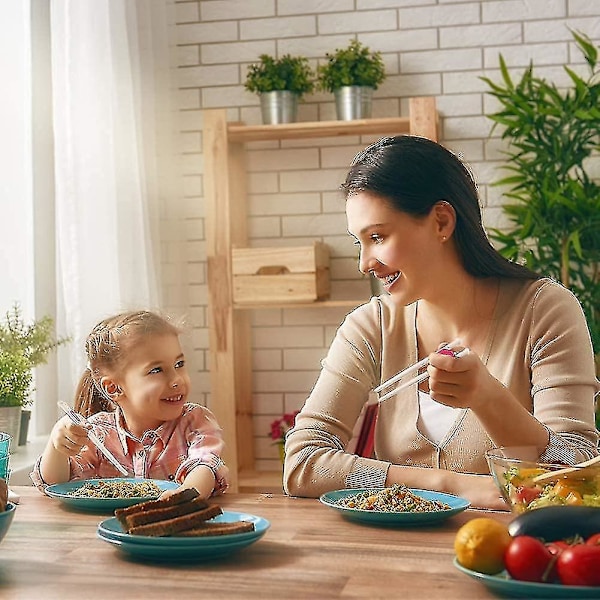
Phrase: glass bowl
[{"left": 485, "top": 446, "right": 600, "bottom": 514}]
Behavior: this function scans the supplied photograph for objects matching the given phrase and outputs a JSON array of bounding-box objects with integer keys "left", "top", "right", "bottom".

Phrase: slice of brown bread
[
  {"left": 176, "top": 520, "right": 255, "bottom": 537},
  {"left": 124, "top": 496, "right": 208, "bottom": 529},
  {"left": 115, "top": 487, "right": 199, "bottom": 527},
  {"left": 128, "top": 503, "right": 222, "bottom": 537}
]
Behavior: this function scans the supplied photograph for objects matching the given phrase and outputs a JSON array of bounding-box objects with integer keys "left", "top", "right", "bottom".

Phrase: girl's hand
[
  {"left": 50, "top": 415, "right": 90, "bottom": 457},
  {"left": 427, "top": 347, "right": 503, "bottom": 411}
]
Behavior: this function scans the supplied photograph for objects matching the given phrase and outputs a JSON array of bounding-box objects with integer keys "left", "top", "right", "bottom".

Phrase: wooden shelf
[
  {"left": 239, "top": 469, "right": 284, "bottom": 494},
  {"left": 227, "top": 116, "right": 414, "bottom": 143},
  {"left": 234, "top": 298, "right": 366, "bottom": 310},
  {"left": 204, "top": 97, "right": 439, "bottom": 492}
]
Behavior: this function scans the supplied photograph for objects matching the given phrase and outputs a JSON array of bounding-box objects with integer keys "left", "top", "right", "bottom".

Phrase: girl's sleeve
[{"left": 175, "top": 406, "right": 230, "bottom": 494}]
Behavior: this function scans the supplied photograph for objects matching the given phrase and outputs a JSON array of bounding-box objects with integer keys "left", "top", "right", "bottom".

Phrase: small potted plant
[
  {"left": 317, "top": 39, "right": 386, "bottom": 120},
  {"left": 245, "top": 54, "right": 315, "bottom": 124},
  {"left": 0, "top": 304, "right": 69, "bottom": 446},
  {"left": 269, "top": 410, "right": 300, "bottom": 462}
]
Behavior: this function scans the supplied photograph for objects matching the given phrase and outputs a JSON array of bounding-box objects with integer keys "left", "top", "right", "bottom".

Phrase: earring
[{"left": 441, "top": 236, "right": 447, "bottom": 242}]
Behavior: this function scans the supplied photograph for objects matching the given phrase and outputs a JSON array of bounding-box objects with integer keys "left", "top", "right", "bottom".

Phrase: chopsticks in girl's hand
[
  {"left": 375, "top": 342, "right": 469, "bottom": 404},
  {"left": 57, "top": 401, "right": 130, "bottom": 476}
]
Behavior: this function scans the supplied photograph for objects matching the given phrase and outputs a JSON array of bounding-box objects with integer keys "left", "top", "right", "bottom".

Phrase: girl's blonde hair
[{"left": 74, "top": 310, "right": 181, "bottom": 418}]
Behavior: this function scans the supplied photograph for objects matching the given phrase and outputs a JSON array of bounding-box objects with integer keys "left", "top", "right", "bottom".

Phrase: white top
[{"left": 417, "top": 390, "right": 460, "bottom": 445}]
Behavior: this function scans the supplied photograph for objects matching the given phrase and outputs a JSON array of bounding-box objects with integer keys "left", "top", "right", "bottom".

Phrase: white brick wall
[{"left": 170, "top": 0, "right": 600, "bottom": 471}]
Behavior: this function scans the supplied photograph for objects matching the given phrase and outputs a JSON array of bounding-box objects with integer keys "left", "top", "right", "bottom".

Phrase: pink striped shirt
[{"left": 31, "top": 403, "right": 229, "bottom": 494}]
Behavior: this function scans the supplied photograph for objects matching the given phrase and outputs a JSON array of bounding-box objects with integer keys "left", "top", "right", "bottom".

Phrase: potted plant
[
  {"left": 317, "top": 39, "right": 386, "bottom": 120},
  {"left": 481, "top": 30, "right": 600, "bottom": 419},
  {"left": 0, "top": 304, "right": 69, "bottom": 446},
  {"left": 245, "top": 54, "right": 315, "bottom": 124}
]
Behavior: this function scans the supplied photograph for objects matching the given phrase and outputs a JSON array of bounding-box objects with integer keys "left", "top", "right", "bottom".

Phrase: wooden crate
[{"left": 232, "top": 242, "right": 330, "bottom": 304}]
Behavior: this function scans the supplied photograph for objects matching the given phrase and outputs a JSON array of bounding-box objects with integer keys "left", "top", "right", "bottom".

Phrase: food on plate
[
  {"left": 0, "top": 478, "right": 7, "bottom": 511},
  {"left": 508, "top": 505, "right": 600, "bottom": 541},
  {"left": 499, "top": 466, "right": 600, "bottom": 512},
  {"left": 453, "top": 517, "right": 511, "bottom": 575},
  {"left": 67, "top": 479, "right": 162, "bottom": 499},
  {"left": 556, "top": 539, "right": 600, "bottom": 586},
  {"left": 334, "top": 484, "right": 450, "bottom": 512},
  {"left": 115, "top": 487, "right": 254, "bottom": 537},
  {"left": 504, "top": 533, "right": 600, "bottom": 586},
  {"left": 122, "top": 496, "right": 210, "bottom": 529},
  {"left": 504, "top": 535, "right": 559, "bottom": 583}
]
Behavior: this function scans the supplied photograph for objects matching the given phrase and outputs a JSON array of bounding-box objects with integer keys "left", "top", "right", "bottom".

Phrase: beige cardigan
[{"left": 284, "top": 278, "right": 599, "bottom": 497}]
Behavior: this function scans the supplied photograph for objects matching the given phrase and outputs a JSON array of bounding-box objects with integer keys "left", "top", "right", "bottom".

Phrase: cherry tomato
[
  {"left": 514, "top": 486, "right": 541, "bottom": 506},
  {"left": 586, "top": 533, "right": 600, "bottom": 546},
  {"left": 546, "top": 540, "right": 570, "bottom": 556},
  {"left": 557, "top": 544, "right": 600, "bottom": 586},
  {"left": 504, "top": 536, "right": 558, "bottom": 583}
]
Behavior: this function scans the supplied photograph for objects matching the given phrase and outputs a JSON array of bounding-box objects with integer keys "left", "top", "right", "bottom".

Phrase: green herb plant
[
  {"left": 244, "top": 54, "right": 315, "bottom": 97},
  {"left": 317, "top": 39, "right": 386, "bottom": 92},
  {"left": 0, "top": 303, "right": 70, "bottom": 407},
  {"left": 481, "top": 30, "right": 600, "bottom": 361}
]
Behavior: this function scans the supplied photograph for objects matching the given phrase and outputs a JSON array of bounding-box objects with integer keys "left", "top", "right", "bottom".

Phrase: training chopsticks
[
  {"left": 58, "top": 401, "right": 129, "bottom": 476},
  {"left": 375, "top": 341, "right": 468, "bottom": 403}
]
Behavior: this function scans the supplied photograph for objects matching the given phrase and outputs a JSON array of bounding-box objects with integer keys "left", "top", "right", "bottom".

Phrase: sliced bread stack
[{"left": 114, "top": 488, "right": 254, "bottom": 537}]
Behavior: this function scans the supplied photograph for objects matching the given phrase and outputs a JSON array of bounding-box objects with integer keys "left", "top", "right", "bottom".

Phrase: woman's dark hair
[
  {"left": 341, "top": 135, "right": 539, "bottom": 280},
  {"left": 74, "top": 310, "right": 181, "bottom": 418}
]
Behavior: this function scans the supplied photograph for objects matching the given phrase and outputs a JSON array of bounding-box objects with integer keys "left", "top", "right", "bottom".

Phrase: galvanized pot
[
  {"left": 334, "top": 85, "right": 374, "bottom": 120},
  {"left": 259, "top": 91, "right": 299, "bottom": 124}
]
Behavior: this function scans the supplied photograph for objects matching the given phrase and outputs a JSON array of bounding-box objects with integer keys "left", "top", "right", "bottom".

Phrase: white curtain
[{"left": 50, "top": 0, "right": 175, "bottom": 414}]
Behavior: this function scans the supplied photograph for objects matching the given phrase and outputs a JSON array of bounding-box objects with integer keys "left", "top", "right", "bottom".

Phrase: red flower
[{"left": 269, "top": 410, "right": 300, "bottom": 442}]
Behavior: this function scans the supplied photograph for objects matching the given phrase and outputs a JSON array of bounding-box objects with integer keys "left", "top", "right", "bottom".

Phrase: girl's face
[
  {"left": 114, "top": 332, "right": 190, "bottom": 436},
  {"left": 346, "top": 192, "right": 443, "bottom": 305}
]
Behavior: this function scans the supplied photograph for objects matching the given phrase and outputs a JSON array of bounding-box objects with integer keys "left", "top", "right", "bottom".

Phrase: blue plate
[
  {"left": 96, "top": 511, "right": 270, "bottom": 561},
  {"left": 319, "top": 488, "right": 470, "bottom": 525},
  {"left": 453, "top": 557, "right": 600, "bottom": 598},
  {"left": 45, "top": 478, "right": 179, "bottom": 512}
]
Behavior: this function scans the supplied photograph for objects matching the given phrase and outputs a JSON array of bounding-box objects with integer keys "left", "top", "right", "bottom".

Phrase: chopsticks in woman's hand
[{"left": 375, "top": 341, "right": 469, "bottom": 403}]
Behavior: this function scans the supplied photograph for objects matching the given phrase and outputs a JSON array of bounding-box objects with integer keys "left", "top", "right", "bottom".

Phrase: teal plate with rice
[
  {"left": 45, "top": 478, "right": 179, "bottom": 512},
  {"left": 319, "top": 487, "right": 470, "bottom": 525}
]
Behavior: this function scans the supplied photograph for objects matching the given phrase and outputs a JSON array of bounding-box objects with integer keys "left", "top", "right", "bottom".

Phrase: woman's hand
[
  {"left": 427, "top": 347, "right": 504, "bottom": 411},
  {"left": 446, "top": 472, "right": 508, "bottom": 511},
  {"left": 50, "top": 415, "right": 90, "bottom": 457}
]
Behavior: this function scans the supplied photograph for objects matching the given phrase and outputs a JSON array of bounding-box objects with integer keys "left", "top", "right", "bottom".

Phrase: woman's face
[{"left": 346, "top": 192, "right": 442, "bottom": 305}]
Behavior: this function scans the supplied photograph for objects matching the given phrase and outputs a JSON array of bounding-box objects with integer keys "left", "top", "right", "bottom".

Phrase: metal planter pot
[
  {"left": 334, "top": 86, "right": 374, "bottom": 120},
  {"left": 0, "top": 407, "right": 21, "bottom": 452},
  {"left": 259, "top": 91, "right": 299, "bottom": 124}
]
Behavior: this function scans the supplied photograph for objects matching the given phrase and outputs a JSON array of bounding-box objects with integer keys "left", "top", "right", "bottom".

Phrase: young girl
[
  {"left": 283, "top": 135, "right": 599, "bottom": 509},
  {"left": 31, "top": 310, "right": 229, "bottom": 499}
]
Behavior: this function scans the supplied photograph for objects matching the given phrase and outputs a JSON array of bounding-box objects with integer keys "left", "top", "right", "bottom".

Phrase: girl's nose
[{"left": 170, "top": 372, "right": 182, "bottom": 389}]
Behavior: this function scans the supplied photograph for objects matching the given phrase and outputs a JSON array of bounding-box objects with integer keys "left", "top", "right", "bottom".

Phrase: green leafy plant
[
  {"left": 481, "top": 30, "right": 600, "bottom": 360},
  {"left": 0, "top": 304, "right": 70, "bottom": 407},
  {"left": 317, "top": 39, "right": 386, "bottom": 92},
  {"left": 245, "top": 54, "right": 315, "bottom": 97}
]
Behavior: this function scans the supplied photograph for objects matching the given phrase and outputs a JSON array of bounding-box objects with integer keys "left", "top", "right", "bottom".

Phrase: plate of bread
[
  {"left": 96, "top": 488, "right": 270, "bottom": 561},
  {"left": 46, "top": 478, "right": 179, "bottom": 511}
]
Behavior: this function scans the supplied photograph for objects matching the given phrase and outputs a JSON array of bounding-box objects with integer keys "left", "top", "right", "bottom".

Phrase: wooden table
[{"left": 0, "top": 486, "right": 510, "bottom": 599}]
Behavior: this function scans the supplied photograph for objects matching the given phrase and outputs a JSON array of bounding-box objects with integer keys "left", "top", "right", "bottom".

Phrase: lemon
[{"left": 454, "top": 517, "right": 511, "bottom": 575}]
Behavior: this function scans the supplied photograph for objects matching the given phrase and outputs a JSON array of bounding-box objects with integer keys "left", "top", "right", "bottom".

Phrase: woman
[{"left": 283, "top": 136, "right": 598, "bottom": 509}]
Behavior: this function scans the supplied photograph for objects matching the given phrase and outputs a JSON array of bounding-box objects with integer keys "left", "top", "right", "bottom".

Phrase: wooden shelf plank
[
  {"left": 227, "top": 116, "right": 412, "bottom": 143},
  {"left": 234, "top": 298, "right": 367, "bottom": 310}
]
